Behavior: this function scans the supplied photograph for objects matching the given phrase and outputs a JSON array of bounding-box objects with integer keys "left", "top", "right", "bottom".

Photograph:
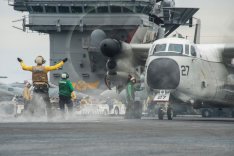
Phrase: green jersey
[
  {"left": 59, "top": 79, "right": 74, "bottom": 98},
  {"left": 126, "top": 82, "right": 135, "bottom": 102},
  {"left": 126, "top": 81, "right": 143, "bottom": 102}
]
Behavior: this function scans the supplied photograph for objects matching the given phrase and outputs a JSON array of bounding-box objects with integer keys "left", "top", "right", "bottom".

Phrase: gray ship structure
[{"left": 9, "top": 0, "right": 198, "bottom": 93}]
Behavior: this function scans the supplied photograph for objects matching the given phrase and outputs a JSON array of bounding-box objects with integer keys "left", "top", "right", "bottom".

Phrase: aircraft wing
[
  {"left": 0, "top": 84, "right": 23, "bottom": 96},
  {"left": 130, "top": 43, "right": 152, "bottom": 65},
  {"left": 0, "top": 88, "right": 15, "bottom": 96}
]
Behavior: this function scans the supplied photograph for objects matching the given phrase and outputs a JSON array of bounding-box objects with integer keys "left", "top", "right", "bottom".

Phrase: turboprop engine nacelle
[
  {"left": 100, "top": 38, "right": 135, "bottom": 90},
  {"left": 100, "top": 39, "right": 121, "bottom": 58}
]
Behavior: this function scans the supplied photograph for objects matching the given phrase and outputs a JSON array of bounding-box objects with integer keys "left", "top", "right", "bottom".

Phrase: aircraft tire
[
  {"left": 167, "top": 107, "right": 173, "bottom": 120},
  {"left": 114, "top": 107, "right": 119, "bottom": 116},
  {"left": 158, "top": 107, "right": 164, "bottom": 120}
]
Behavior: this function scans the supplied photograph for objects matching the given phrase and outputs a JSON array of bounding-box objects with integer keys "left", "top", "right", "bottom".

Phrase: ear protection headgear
[
  {"left": 61, "top": 72, "right": 69, "bottom": 79},
  {"left": 130, "top": 77, "right": 136, "bottom": 83},
  {"left": 26, "top": 82, "right": 31, "bottom": 88},
  {"left": 35, "top": 56, "right": 46, "bottom": 65}
]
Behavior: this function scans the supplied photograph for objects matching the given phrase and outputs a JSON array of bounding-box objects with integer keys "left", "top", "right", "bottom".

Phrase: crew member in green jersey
[{"left": 59, "top": 72, "right": 76, "bottom": 115}]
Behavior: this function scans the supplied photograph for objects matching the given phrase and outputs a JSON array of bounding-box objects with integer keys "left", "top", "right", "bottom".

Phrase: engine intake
[
  {"left": 100, "top": 39, "right": 121, "bottom": 58},
  {"left": 147, "top": 58, "right": 180, "bottom": 89}
]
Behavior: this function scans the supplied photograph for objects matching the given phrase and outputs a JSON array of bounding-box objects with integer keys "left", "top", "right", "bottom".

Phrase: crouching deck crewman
[{"left": 23, "top": 82, "right": 32, "bottom": 111}]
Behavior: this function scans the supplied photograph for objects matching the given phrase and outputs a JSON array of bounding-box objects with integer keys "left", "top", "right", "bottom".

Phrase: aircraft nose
[{"left": 147, "top": 58, "right": 180, "bottom": 89}]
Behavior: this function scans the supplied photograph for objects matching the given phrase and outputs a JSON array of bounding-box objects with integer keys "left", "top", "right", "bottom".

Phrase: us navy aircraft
[
  {"left": 0, "top": 83, "right": 24, "bottom": 102},
  {"left": 99, "top": 26, "right": 234, "bottom": 120},
  {"left": 145, "top": 38, "right": 234, "bottom": 119}
]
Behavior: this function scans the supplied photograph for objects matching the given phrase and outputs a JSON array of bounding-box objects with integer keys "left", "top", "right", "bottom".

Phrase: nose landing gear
[
  {"left": 158, "top": 104, "right": 173, "bottom": 120},
  {"left": 154, "top": 90, "right": 174, "bottom": 120}
]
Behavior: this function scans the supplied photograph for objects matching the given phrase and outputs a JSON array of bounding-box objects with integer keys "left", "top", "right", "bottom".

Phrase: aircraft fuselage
[{"left": 145, "top": 38, "right": 234, "bottom": 107}]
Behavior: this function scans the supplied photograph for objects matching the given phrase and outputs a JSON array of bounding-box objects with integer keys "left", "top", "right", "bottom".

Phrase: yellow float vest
[{"left": 32, "top": 66, "right": 48, "bottom": 84}]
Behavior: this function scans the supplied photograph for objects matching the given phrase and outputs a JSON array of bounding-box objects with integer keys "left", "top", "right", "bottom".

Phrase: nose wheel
[
  {"left": 154, "top": 90, "right": 173, "bottom": 120},
  {"left": 158, "top": 104, "right": 173, "bottom": 120},
  {"left": 158, "top": 107, "right": 164, "bottom": 120},
  {"left": 167, "top": 107, "right": 173, "bottom": 120}
]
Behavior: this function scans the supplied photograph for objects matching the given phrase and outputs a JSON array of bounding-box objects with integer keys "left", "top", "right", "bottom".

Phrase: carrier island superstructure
[{"left": 9, "top": 0, "right": 198, "bottom": 93}]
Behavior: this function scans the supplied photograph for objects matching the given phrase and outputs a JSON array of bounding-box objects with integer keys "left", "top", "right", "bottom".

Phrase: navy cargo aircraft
[
  {"left": 145, "top": 37, "right": 234, "bottom": 120},
  {"left": 101, "top": 35, "right": 234, "bottom": 120},
  {"left": 98, "top": 17, "right": 234, "bottom": 120},
  {"left": 96, "top": 4, "right": 199, "bottom": 119}
]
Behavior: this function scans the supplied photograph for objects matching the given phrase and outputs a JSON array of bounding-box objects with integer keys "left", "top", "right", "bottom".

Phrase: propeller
[{"left": 90, "top": 29, "right": 107, "bottom": 51}]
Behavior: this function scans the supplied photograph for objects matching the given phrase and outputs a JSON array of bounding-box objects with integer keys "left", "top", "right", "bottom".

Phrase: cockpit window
[
  {"left": 191, "top": 46, "right": 197, "bottom": 57},
  {"left": 153, "top": 44, "right": 166, "bottom": 53},
  {"left": 168, "top": 44, "right": 183, "bottom": 53}
]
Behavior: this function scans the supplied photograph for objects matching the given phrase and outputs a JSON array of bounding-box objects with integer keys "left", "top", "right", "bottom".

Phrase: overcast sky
[
  {"left": 0, "top": 0, "right": 234, "bottom": 83},
  {"left": 0, "top": 0, "right": 49, "bottom": 84},
  {"left": 176, "top": 0, "right": 234, "bottom": 43}
]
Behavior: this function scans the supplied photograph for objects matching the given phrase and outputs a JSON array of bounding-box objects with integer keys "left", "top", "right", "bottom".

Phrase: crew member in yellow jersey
[{"left": 17, "top": 56, "right": 68, "bottom": 117}]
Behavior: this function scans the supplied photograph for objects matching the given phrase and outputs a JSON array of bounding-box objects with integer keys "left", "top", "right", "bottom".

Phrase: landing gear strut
[
  {"left": 154, "top": 90, "right": 173, "bottom": 120},
  {"left": 167, "top": 107, "right": 173, "bottom": 120},
  {"left": 158, "top": 102, "right": 173, "bottom": 120},
  {"left": 158, "top": 107, "right": 164, "bottom": 120}
]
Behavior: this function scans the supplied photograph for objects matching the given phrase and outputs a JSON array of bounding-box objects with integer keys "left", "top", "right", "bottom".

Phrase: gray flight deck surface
[{"left": 0, "top": 117, "right": 234, "bottom": 156}]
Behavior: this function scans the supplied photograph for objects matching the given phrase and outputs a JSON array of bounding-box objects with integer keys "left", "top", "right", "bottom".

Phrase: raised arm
[
  {"left": 68, "top": 80, "right": 74, "bottom": 92},
  {"left": 17, "top": 58, "right": 33, "bottom": 71},
  {"left": 71, "top": 91, "right": 77, "bottom": 100},
  {"left": 45, "top": 58, "right": 67, "bottom": 71}
]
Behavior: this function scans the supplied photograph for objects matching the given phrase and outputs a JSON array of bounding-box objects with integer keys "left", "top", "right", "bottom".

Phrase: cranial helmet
[
  {"left": 130, "top": 76, "right": 136, "bottom": 83},
  {"left": 26, "top": 82, "right": 31, "bottom": 88},
  {"left": 35, "top": 56, "right": 46, "bottom": 65},
  {"left": 61, "top": 72, "right": 69, "bottom": 79}
]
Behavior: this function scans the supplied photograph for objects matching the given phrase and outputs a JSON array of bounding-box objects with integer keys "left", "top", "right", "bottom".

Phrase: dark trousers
[
  {"left": 24, "top": 100, "right": 30, "bottom": 111},
  {"left": 59, "top": 95, "right": 73, "bottom": 113},
  {"left": 30, "top": 86, "right": 52, "bottom": 118},
  {"left": 33, "top": 88, "right": 51, "bottom": 108}
]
